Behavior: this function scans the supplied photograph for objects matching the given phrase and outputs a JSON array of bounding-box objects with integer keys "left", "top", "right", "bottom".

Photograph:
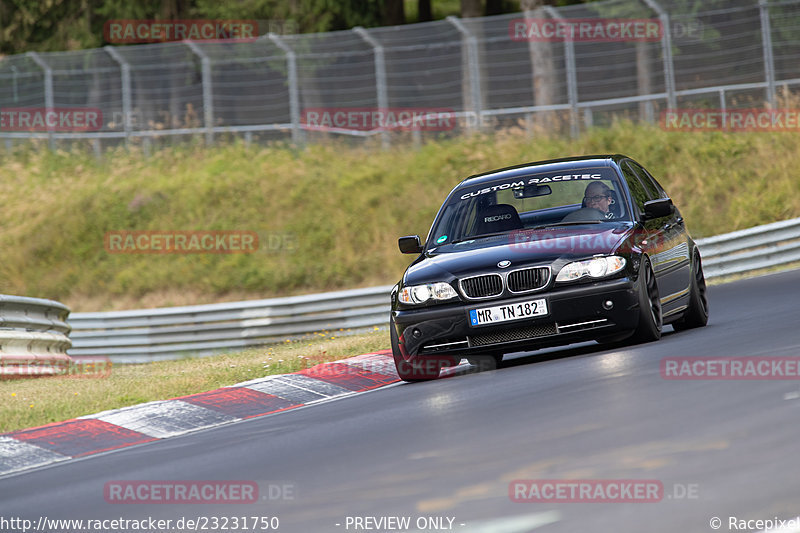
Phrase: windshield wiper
[
  {"left": 449, "top": 232, "right": 509, "bottom": 245},
  {"left": 529, "top": 221, "right": 604, "bottom": 230}
]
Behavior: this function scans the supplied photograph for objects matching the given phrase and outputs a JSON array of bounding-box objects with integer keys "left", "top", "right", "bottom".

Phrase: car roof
[{"left": 454, "top": 154, "right": 626, "bottom": 190}]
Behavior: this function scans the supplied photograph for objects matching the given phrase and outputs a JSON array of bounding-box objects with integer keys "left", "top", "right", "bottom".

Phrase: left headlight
[
  {"left": 399, "top": 282, "right": 458, "bottom": 305},
  {"left": 556, "top": 256, "right": 626, "bottom": 282}
]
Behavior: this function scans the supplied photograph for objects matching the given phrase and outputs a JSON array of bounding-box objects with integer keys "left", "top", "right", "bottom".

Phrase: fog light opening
[{"left": 602, "top": 300, "right": 614, "bottom": 310}]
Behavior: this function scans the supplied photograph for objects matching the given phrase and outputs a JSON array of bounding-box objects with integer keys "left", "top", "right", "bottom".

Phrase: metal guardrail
[
  {"left": 696, "top": 216, "right": 800, "bottom": 279},
  {"left": 68, "top": 285, "right": 394, "bottom": 363},
  {"left": 0, "top": 296, "right": 73, "bottom": 376},
  {"left": 67, "top": 217, "right": 800, "bottom": 363}
]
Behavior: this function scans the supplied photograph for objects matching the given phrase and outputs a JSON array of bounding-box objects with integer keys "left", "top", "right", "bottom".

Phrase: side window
[
  {"left": 465, "top": 195, "right": 494, "bottom": 237},
  {"left": 430, "top": 203, "right": 458, "bottom": 244},
  {"left": 620, "top": 162, "right": 649, "bottom": 215},
  {"left": 461, "top": 198, "right": 481, "bottom": 238},
  {"left": 626, "top": 160, "right": 662, "bottom": 200},
  {"left": 639, "top": 165, "right": 668, "bottom": 198}
]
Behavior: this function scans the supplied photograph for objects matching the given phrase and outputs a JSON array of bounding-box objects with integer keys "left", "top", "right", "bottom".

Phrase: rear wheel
[
  {"left": 390, "top": 317, "right": 456, "bottom": 381},
  {"left": 630, "top": 258, "right": 662, "bottom": 343},
  {"left": 672, "top": 251, "right": 709, "bottom": 331}
]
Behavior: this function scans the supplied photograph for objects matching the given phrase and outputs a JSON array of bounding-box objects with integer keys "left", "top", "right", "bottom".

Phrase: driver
[{"left": 583, "top": 182, "right": 616, "bottom": 219}]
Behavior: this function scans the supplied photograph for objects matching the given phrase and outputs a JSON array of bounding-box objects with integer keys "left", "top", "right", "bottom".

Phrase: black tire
[
  {"left": 466, "top": 354, "right": 503, "bottom": 371},
  {"left": 630, "top": 257, "right": 662, "bottom": 343},
  {"left": 390, "top": 317, "right": 453, "bottom": 381},
  {"left": 595, "top": 332, "right": 633, "bottom": 345},
  {"left": 672, "top": 251, "right": 709, "bottom": 331}
]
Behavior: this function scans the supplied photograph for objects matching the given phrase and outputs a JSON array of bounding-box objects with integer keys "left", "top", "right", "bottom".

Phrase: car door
[
  {"left": 624, "top": 159, "right": 692, "bottom": 315},
  {"left": 619, "top": 160, "right": 665, "bottom": 277}
]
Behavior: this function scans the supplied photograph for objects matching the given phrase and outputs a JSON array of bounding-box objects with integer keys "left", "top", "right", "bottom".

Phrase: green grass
[
  {"left": 0, "top": 329, "right": 388, "bottom": 433},
  {"left": 1, "top": 122, "right": 799, "bottom": 311}
]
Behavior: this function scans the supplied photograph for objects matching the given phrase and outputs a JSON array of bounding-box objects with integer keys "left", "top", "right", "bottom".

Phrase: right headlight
[
  {"left": 398, "top": 282, "right": 458, "bottom": 305},
  {"left": 556, "top": 256, "right": 626, "bottom": 282}
]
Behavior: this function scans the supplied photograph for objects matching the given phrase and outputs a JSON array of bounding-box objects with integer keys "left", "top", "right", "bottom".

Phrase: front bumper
[{"left": 393, "top": 277, "right": 639, "bottom": 359}]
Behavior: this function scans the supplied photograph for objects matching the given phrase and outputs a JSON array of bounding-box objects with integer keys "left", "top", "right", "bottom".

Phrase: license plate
[{"left": 469, "top": 298, "right": 548, "bottom": 326}]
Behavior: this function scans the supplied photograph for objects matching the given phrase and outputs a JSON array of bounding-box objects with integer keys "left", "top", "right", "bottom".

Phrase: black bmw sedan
[{"left": 390, "top": 155, "right": 708, "bottom": 381}]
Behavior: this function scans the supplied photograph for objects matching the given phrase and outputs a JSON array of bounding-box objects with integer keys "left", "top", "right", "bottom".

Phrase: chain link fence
[{"left": 1, "top": 0, "right": 798, "bottom": 151}]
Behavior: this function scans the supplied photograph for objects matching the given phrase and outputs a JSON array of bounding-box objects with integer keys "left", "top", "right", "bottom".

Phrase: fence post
[
  {"left": 268, "top": 33, "right": 303, "bottom": 146},
  {"left": 104, "top": 46, "right": 132, "bottom": 146},
  {"left": 642, "top": 0, "right": 677, "bottom": 110},
  {"left": 11, "top": 65, "right": 19, "bottom": 103},
  {"left": 759, "top": 0, "right": 776, "bottom": 107},
  {"left": 584, "top": 108, "right": 594, "bottom": 129},
  {"left": 353, "top": 27, "right": 391, "bottom": 149},
  {"left": 447, "top": 16, "right": 483, "bottom": 131},
  {"left": 543, "top": 6, "right": 579, "bottom": 138},
  {"left": 26, "top": 52, "right": 55, "bottom": 149},
  {"left": 6, "top": 66, "right": 19, "bottom": 151},
  {"left": 185, "top": 41, "right": 214, "bottom": 145}
]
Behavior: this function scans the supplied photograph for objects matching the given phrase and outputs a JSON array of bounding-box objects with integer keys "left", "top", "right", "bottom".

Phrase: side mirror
[
  {"left": 642, "top": 198, "right": 673, "bottom": 220},
  {"left": 398, "top": 235, "right": 423, "bottom": 254}
]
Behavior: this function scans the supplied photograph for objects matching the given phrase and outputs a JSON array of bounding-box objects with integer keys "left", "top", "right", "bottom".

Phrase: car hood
[{"left": 403, "top": 223, "right": 635, "bottom": 284}]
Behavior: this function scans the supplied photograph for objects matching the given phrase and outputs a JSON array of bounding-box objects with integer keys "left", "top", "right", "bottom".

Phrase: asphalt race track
[{"left": 2, "top": 269, "right": 800, "bottom": 533}]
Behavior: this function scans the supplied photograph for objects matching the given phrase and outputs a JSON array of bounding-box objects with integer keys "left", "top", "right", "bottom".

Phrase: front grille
[
  {"left": 469, "top": 323, "right": 558, "bottom": 346},
  {"left": 460, "top": 274, "right": 503, "bottom": 299},
  {"left": 507, "top": 267, "right": 550, "bottom": 293}
]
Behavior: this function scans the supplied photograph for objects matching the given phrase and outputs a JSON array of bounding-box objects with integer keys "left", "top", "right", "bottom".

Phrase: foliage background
[{"left": 1, "top": 122, "right": 797, "bottom": 311}]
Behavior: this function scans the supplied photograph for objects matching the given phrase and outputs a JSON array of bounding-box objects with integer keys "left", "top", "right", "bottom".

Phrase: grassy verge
[
  {"left": 0, "top": 329, "right": 389, "bottom": 433},
  {"left": 2, "top": 122, "right": 799, "bottom": 311}
]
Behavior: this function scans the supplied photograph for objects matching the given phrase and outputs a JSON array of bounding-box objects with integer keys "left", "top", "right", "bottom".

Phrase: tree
[
  {"left": 485, "top": 0, "right": 505, "bottom": 16},
  {"left": 522, "top": 0, "right": 555, "bottom": 121},
  {"left": 418, "top": 0, "right": 432, "bottom": 22},
  {"left": 383, "top": 0, "right": 404, "bottom": 25},
  {"left": 461, "top": 0, "right": 482, "bottom": 18}
]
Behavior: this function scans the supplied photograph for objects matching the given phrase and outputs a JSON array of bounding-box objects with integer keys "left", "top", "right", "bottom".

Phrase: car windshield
[{"left": 428, "top": 167, "right": 628, "bottom": 248}]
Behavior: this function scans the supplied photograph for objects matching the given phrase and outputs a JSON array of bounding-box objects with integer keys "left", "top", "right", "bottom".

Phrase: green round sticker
[{"left": 436, "top": 235, "right": 448, "bottom": 244}]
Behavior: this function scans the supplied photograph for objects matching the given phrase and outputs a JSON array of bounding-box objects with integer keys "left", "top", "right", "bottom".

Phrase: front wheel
[
  {"left": 466, "top": 354, "right": 503, "bottom": 371},
  {"left": 390, "top": 317, "right": 456, "bottom": 381},
  {"left": 629, "top": 258, "right": 662, "bottom": 343},
  {"left": 672, "top": 251, "right": 709, "bottom": 331}
]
